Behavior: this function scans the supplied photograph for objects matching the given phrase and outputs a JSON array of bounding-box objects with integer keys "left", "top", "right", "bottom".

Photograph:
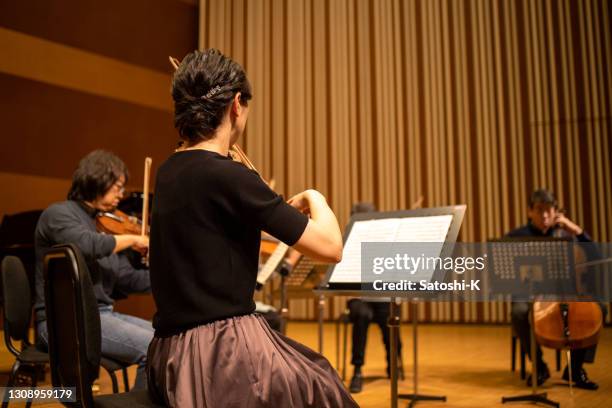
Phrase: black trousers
[
  {"left": 348, "top": 299, "right": 402, "bottom": 368},
  {"left": 511, "top": 301, "right": 607, "bottom": 370}
]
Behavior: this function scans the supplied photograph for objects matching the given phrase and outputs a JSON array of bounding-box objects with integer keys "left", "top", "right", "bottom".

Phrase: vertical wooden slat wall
[{"left": 198, "top": 0, "right": 612, "bottom": 323}]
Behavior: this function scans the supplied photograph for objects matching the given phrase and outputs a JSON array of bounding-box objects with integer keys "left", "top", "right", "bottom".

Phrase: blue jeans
[{"left": 37, "top": 305, "right": 154, "bottom": 390}]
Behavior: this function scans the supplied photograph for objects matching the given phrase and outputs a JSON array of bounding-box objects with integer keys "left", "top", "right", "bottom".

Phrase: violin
[
  {"left": 96, "top": 157, "right": 152, "bottom": 237},
  {"left": 96, "top": 209, "right": 143, "bottom": 235}
]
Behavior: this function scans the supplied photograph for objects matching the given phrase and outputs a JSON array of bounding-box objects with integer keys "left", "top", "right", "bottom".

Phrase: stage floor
[{"left": 1, "top": 323, "right": 610, "bottom": 407}]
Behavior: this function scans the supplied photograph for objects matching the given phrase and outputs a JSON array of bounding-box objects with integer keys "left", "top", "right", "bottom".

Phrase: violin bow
[
  {"left": 410, "top": 195, "right": 425, "bottom": 210},
  {"left": 169, "top": 56, "right": 180, "bottom": 70},
  {"left": 141, "top": 157, "right": 152, "bottom": 236}
]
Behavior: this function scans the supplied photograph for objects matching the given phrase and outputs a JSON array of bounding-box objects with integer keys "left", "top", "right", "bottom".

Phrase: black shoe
[
  {"left": 349, "top": 373, "right": 363, "bottom": 393},
  {"left": 562, "top": 366, "right": 599, "bottom": 390},
  {"left": 526, "top": 364, "right": 550, "bottom": 387}
]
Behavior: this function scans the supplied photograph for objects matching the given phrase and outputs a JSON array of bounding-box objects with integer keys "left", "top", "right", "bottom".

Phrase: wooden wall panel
[
  {"left": 0, "top": 0, "right": 197, "bottom": 73},
  {"left": 199, "top": 0, "right": 612, "bottom": 324},
  {"left": 0, "top": 73, "right": 175, "bottom": 183},
  {"left": 0, "top": 1, "right": 198, "bottom": 219}
]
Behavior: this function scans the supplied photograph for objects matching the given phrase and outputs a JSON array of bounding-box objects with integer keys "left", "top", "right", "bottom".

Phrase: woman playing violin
[
  {"left": 147, "top": 49, "right": 357, "bottom": 407},
  {"left": 34, "top": 149, "right": 153, "bottom": 390}
]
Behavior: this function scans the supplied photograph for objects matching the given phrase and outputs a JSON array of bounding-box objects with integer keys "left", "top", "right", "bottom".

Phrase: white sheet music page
[{"left": 329, "top": 214, "right": 453, "bottom": 283}]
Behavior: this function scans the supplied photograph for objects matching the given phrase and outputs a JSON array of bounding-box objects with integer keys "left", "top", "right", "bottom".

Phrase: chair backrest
[
  {"left": 43, "top": 244, "right": 101, "bottom": 407},
  {"left": 1, "top": 256, "right": 32, "bottom": 345}
]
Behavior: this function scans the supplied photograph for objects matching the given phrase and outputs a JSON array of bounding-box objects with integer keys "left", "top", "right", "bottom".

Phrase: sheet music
[
  {"left": 329, "top": 214, "right": 453, "bottom": 283},
  {"left": 395, "top": 215, "right": 453, "bottom": 242},
  {"left": 257, "top": 242, "right": 289, "bottom": 286}
]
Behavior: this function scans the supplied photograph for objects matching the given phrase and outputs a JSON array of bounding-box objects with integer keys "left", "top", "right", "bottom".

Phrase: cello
[{"left": 533, "top": 223, "right": 602, "bottom": 389}]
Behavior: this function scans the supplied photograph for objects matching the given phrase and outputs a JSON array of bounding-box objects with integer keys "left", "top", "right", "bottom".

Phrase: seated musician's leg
[
  {"left": 371, "top": 301, "right": 400, "bottom": 378},
  {"left": 99, "top": 308, "right": 154, "bottom": 390},
  {"left": 585, "top": 302, "right": 609, "bottom": 364},
  {"left": 36, "top": 319, "right": 49, "bottom": 349},
  {"left": 348, "top": 298, "right": 374, "bottom": 393},
  {"left": 561, "top": 348, "right": 596, "bottom": 390},
  {"left": 511, "top": 301, "right": 549, "bottom": 386},
  {"left": 561, "top": 303, "right": 606, "bottom": 390},
  {"left": 581, "top": 303, "right": 607, "bottom": 364}
]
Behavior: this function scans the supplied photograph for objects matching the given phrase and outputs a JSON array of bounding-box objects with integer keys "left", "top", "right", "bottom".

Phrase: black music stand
[
  {"left": 256, "top": 242, "right": 289, "bottom": 289},
  {"left": 489, "top": 237, "right": 576, "bottom": 408},
  {"left": 256, "top": 242, "right": 290, "bottom": 332},
  {"left": 397, "top": 299, "right": 446, "bottom": 408},
  {"left": 281, "top": 256, "right": 317, "bottom": 336},
  {"left": 282, "top": 256, "right": 326, "bottom": 347},
  {"left": 266, "top": 255, "right": 322, "bottom": 336},
  {"left": 316, "top": 206, "right": 465, "bottom": 408}
]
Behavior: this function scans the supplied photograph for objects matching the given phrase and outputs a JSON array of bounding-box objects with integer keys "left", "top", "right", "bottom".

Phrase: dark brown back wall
[
  {"left": 0, "top": 0, "right": 197, "bottom": 73},
  {"left": 0, "top": 0, "right": 198, "bottom": 217},
  {"left": 0, "top": 73, "right": 175, "bottom": 183}
]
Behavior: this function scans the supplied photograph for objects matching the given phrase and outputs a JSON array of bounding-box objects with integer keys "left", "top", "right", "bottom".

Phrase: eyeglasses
[{"left": 110, "top": 182, "right": 125, "bottom": 194}]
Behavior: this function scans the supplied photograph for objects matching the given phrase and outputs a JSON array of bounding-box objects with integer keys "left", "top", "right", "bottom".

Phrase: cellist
[{"left": 507, "top": 189, "right": 606, "bottom": 390}]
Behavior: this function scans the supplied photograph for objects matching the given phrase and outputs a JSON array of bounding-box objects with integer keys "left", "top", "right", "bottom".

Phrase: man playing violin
[
  {"left": 33, "top": 149, "right": 154, "bottom": 390},
  {"left": 508, "top": 189, "right": 605, "bottom": 390}
]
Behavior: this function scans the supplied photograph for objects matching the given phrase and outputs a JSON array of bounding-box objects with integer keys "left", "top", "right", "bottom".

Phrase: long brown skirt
[{"left": 147, "top": 314, "right": 359, "bottom": 408}]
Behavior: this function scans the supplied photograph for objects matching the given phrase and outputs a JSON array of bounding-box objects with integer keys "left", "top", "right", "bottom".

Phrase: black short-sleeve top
[{"left": 150, "top": 149, "right": 308, "bottom": 336}]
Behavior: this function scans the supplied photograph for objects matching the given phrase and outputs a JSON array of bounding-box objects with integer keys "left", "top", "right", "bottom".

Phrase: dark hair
[
  {"left": 67, "top": 150, "right": 129, "bottom": 202},
  {"left": 351, "top": 202, "right": 377, "bottom": 215},
  {"left": 172, "top": 49, "right": 252, "bottom": 143},
  {"left": 529, "top": 189, "right": 557, "bottom": 208}
]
